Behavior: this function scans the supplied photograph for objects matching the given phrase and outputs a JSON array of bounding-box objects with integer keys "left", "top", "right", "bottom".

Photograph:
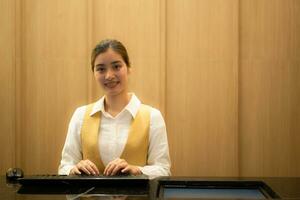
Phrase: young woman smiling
[{"left": 58, "top": 39, "right": 171, "bottom": 178}]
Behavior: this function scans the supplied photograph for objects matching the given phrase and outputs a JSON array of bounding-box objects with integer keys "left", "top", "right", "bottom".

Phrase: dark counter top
[{"left": 2, "top": 176, "right": 300, "bottom": 200}]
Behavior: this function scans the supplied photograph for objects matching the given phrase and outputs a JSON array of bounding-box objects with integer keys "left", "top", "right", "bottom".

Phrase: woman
[{"left": 58, "top": 39, "right": 171, "bottom": 177}]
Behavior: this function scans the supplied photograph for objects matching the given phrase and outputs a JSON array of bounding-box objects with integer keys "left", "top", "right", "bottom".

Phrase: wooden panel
[
  {"left": 91, "top": 0, "right": 166, "bottom": 113},
  {"left": 2, "top": 0, "right": 299, "bottom": 176},
  {"left": 19, "top": 0, "right": 89, "bottom": 174},
  {"left": 0, "top": 0, "right": 16, "bottom": 174},
  {"left": 166, "top": 0, "right": 239, "bottom": 176},
  {"left": 239, "top": 0, "right": 300, "bottom": 176}
]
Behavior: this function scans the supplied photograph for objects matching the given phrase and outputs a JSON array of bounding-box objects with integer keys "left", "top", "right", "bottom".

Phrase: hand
[
  {"left": 70, "top": 159, "right": 99, "bottom": 175},
  {"left": 104, "top": 158, "right": 142, "bottom": 176}
]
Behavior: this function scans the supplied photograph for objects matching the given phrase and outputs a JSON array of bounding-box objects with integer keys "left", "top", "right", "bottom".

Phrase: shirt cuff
[
  {"left": 58, "top": 165, "right": 74, "bottom": 175},
  {"left": 137, "top": 166, "right": 144, "bottom": 174},
  {"left": 138, "top": 165, "right": 170, "bottom": 179}
]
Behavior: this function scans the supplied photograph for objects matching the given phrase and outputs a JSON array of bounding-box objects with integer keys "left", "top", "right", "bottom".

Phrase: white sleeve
[
  {"left": 58, "top": 106, "right": 86, "bottom": 175},
  {"left": 139, "top": 108, "right": 171, "bottom": 178}
]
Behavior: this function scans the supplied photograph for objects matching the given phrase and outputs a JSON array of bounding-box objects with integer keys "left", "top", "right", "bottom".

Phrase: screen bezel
[{"left": 156, "top": 179, "right": 280, "bottom": 199}]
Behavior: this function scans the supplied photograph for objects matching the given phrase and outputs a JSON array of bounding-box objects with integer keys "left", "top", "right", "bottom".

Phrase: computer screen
[
  {"left": 163, "top": 188, "right": 266, "bottom": 199},
  {"left": 157, "top": 179, "right": 279, "bottom": 199}
]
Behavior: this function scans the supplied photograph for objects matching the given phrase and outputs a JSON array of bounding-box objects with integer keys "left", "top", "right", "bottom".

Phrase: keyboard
[{"left": 18, "top": 174, "right": 149, "bottom": 187}]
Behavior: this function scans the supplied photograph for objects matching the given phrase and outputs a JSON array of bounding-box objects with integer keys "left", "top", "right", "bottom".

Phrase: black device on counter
[
  {"left": 5, "top": 169, "right": 300, "bottom": 200},
  {"left": 18, "top": 174, "right": 149, "bottom": 187},
  {"left": 17, "top": 174, "right": 150, "bottom": 196},
  {"left": 155, "top": 177, "right": 280, "bottom": 199},
  {"left": 6, "top": 168, "right": 24, "bottom": 181}
]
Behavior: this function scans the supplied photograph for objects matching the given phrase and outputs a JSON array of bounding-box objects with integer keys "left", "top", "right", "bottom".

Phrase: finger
[
  {"left": 70, "top": 166, "right": 81, "bottom": 175},
  {"left": 81, "top": 166, "right": 91, "bottom": 175},
  {"left": 85, "top": 164, "right": 96, "bottom": 175},
  {"left": 111, "top": 163, "right": 126, "bottom": 176},
  {"left": 82, "top": 160, "right": 96, "bottom": 175},
  {"left": 107, "top": 162, "right": 122, "bottom": 176},
  {"left": 121, "top": 166, "right": 131, "bottom": 174},
  {"left": 118, "top": 161, "right": 130, "bottom": 175},
  {"left": 69, "top": 168, "right": 75, "bottom": 175},
  {"left": 105, "top": 163, "right": 116, "bottom": 176},
  {"left": 73, "top": 167, "right": 82, "bottom": 175},
  {"left": 69, "top": 169, "right": 75, "bottom": 175},
  {"left": 109, "top": 159, "right": 127, "bottom": 175},
  {"left": 103, "top": 163, "right": 110, "bottom": 176},
  {"left": 103, "top": 163, "right": 111, "bottom": 175},
  {"left": 104, "top": 158, "right": 122, "bottom": 175},
  {"left": 77, "top": 163, "right": 91, "bottom": 175},
  {"left": 87, "top": 160, "right": 99, "bottom": 175}
]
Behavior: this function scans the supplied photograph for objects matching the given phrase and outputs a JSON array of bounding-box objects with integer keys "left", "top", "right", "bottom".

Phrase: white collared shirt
[{"left": 58, "top": 94, "right": 171, "bottom": 178}]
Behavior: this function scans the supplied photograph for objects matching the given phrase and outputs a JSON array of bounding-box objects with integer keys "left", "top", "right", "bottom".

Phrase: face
[{"left": 93, "top": 48, "right": 130, "bottom": 97}]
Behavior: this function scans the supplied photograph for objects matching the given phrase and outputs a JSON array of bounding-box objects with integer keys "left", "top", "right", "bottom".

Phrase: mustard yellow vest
[{"left": 80, "top": 103, "right": 151, "bottom": 173}]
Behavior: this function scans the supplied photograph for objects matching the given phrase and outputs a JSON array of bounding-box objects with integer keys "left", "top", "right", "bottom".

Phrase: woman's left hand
[{"left": 104, "top": 158, "right": 142, "bottom": 176}]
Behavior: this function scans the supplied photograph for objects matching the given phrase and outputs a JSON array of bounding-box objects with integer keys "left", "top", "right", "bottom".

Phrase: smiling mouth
[{"left": 104, "top": 81, "right": 119, "bottom": 88}]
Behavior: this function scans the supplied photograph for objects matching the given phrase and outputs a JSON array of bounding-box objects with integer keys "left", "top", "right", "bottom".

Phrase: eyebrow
[
  {"left": 95, "top": 60, "right": 122, "bottom": 67},
  {"left": 111, "top": 60, "right": 122, "bottom": 65}
]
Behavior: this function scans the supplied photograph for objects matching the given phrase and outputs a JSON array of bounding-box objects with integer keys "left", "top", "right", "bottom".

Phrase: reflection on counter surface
[
  {"left": 2, "top": 175, "right": 300, "bottom": 200},
  {"left": 163, "top": 188, "right": 266, "bottom": 199}
]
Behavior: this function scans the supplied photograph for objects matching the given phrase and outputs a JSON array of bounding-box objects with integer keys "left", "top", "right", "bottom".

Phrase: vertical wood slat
[
  {"left": 0, "top": 0, "right": 16, "bottom": 172},
  {"left": 166, "top": 0, "right": 239, "bottom": 176},
  {"left": 18, "top": 0, "right": 89, "bottom": 174},
  {"left": 91, "top": 0, "right": 166, "bottom": 114},
  {"left": 0, "top": 0, "right": 299, "bottom": 176},
  {"left": 239, "top": 0, "right": 300, "bottom": 176}
]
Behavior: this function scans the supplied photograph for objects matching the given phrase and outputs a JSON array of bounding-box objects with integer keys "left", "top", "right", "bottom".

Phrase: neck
[{"left": 104, "top": 91, "right": 131, "bottom": 117}]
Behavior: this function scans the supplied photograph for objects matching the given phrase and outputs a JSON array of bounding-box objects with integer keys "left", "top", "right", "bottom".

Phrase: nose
[{"left": 105, "top": 68, "right": 115, "bottom": 80}]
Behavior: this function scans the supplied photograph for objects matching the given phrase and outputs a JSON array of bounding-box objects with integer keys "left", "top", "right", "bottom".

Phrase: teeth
[{"left": 105, "top": 82, "right": 118, "bottom": 88}]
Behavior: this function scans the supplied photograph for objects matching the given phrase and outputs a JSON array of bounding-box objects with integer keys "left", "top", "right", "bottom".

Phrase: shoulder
[
  {"left": 72, "top": 99, "right": 101, "bottom": 119},
  {"left": 141, "top": 104, "right": 165, "bottom": 127},
  {"left": 150, "top": 107, "right": 164, "bottom": 120},
  {"left": 72, "top": 105, "right": 87, "bottom": 118},
  {"left": 69, "top": 104, "right": 90, "bottom": 125},
  {"left": 131, "top": 94, "right": 165, "bottom": 125}
]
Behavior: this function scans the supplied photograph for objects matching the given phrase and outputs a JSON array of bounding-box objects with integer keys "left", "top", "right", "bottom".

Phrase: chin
[
  {"left": 105, "top": 89, "right": 123, "bottom": 97},
  {"left": 103, "top": 83, "right": 127, "bottom": 97}
]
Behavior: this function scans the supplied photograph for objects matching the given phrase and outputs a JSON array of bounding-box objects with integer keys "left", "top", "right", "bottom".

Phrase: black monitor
[{"left": 156, "top": 178, "right": 280, "bottom": 199}]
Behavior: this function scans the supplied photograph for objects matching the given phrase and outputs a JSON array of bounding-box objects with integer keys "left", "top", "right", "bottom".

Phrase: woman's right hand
[{"left": 69, "top": 159, "right": 99, "bottom": 175}]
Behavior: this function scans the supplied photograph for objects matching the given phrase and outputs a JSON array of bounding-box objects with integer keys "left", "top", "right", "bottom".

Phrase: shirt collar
[{"left": 89, "top": 93, "right": 141, "bottom": 118}]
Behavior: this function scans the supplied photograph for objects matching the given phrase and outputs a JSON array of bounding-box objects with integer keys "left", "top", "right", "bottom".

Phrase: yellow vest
[{"left": 80, "top": 103, "right": 150, "bottom": 173}]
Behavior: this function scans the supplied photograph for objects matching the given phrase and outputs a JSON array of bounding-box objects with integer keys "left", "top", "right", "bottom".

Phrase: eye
[
  {"left": 96, "top": 66, "right": 106, "bottom": 73},
  {"left": 112, "top": 64, "right": 121, "bottom": 70}
]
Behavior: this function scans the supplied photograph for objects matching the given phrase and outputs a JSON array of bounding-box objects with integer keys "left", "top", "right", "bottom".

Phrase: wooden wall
[
  {"left": 0, "top": 0, "right": 16, "bottom": 172},
  {"left": 166, "top": 0, "right": 239, "bottom": 176},
  {"left": 0, "top": 0, "right": 299, "bottom": 176},
  {"left": 239, "top": 0, "right": 300, "bottom": 176}
]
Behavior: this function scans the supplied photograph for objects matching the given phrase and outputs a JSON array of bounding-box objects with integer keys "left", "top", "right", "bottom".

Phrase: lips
[{"left": 104, "top": 81, "right": 119, "bottom": 88}]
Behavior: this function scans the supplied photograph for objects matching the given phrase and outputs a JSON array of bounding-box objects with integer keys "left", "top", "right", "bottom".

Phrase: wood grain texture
[
  {"left": 0, "top": 0, "right": 16, "bottom": 172},
  {"left": 0, "top": 0, "right": 299, "bottom": 176},
  {"left": 239, "top": 0, "right": 300, "bottom": 176},
  {"left": 18, "top": 0, "right": 89, "bottom": 174},
  {"left": 91, "top": 0, "right": 166, "bottom": 113},
  {"left": 166, "top": 0, "right": 239, "bottom": 176}
]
